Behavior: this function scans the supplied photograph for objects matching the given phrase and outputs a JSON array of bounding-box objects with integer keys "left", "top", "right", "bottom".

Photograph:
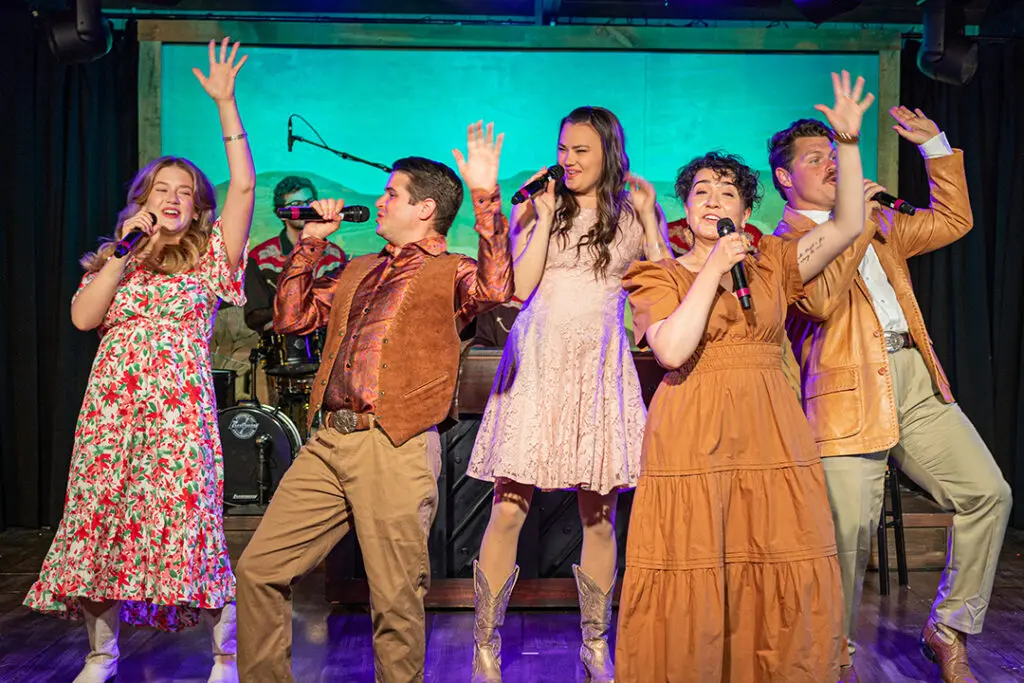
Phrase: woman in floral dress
[{"left": 24, "top": 38, "right": 255, "bottom": 683}]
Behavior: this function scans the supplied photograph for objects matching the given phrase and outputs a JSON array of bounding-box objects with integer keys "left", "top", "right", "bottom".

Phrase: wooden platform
[{"left": 1, "top": 528, "right": 1022, "bottom": 682}]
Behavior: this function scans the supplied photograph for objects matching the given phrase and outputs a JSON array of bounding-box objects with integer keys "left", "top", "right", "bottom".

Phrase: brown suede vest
[{"left": 307, "top": 252, "right": 462, "bottom": 446}]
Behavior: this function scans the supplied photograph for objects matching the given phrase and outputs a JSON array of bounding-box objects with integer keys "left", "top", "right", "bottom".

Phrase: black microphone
[
  {"left": 113, "top": 212, "right": 157, "bottom": 258},
  {"left": 511, "top": 165, "right": 566, "bottom": 205},
  {"left": 871, "top": 191, "right": 916, "bottom": 215},
  {"left": 716, "top": 217, "right": 752, "bottom": 310},
  {"left": 275, "top": 205, "right": 371, "bottom": 223},
  {"left": 287, "top": 117, "right": 294, "bottom": 153}
]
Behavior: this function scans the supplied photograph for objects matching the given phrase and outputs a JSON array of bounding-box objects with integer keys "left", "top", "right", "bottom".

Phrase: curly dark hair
[
  {"left": 552, "top": 106, "right": 634, "bottom": 279},
  {"left": 674, "top": 151, "right": 763, "bottom": 212},
  {"left": 273, "top": 175, "right": 318, "bottom": 209},
  {"left": 767, "top": 118, "right": 835, "bottom": 201}
]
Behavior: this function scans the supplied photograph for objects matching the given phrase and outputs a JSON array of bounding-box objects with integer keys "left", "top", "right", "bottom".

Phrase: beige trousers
[
  {"left": 822, "top": 348, "right": 1012, "bottom": 641},
  {"left": 235, "top": 425, "right": 442, "bottom": 683}
]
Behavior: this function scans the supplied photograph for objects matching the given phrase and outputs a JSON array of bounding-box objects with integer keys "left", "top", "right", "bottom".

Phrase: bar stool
[{"left": 877, "top": 460, "right": 909, "bottom": 594}]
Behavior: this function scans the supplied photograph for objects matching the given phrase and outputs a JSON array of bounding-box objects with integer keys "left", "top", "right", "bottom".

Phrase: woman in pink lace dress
[
  {"left": 467, "top": 106, "right": 670, "bottom": 682},
  {"left": 23, "top": 38, "right": 255, "bottom": 683}
]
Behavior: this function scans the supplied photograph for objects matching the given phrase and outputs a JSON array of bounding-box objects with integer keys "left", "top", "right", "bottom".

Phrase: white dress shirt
[{"left": 793, "top": 133, "right": 953, "bottom": 333}]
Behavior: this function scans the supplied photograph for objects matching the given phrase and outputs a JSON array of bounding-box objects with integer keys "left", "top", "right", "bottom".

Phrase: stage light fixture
[
  {"left": 917, "top": 0, "right": 978, "bottom": 86},
  {"left": 45, "top": 0, "right": 112, "bottom": 63},
  {"left": 793, "top": 0, "right": 864, "bottom": 24}
]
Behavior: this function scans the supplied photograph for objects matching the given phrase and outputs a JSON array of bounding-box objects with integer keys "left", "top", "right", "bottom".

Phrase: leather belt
[
  {"left": 323, "top": 409, "right": 376, "bottom": 434},
  {"left": 884, "top": 331, "right": 915, "bottom": 354}
]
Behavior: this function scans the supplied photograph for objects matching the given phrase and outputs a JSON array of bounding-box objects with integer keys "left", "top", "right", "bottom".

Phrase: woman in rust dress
[{"left": 614, "top": 71, "right": 874, "bottom": 682}]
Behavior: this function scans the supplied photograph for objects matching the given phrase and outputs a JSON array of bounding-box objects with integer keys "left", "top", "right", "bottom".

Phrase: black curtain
[
  {"left": 900, "top": 40, "right": 1024, "bottom": 528},
  {"left": 0, "top": 7, "right": 138, "bottom": 529}
]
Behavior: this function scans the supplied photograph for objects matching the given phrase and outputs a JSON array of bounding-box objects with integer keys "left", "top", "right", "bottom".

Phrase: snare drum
[
  {"left": 220, "top": 404, "right": 301, "bottom": 507},
  {"left": 259, "top": 329, "right": 326, "bottom": 377}
]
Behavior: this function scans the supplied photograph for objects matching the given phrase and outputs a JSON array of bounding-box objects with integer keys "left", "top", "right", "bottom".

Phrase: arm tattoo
[{"left": 798, "top": 234, "right": 826, "bottom": 265}]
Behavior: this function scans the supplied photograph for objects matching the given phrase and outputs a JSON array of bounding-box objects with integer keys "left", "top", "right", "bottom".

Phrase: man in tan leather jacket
[{"left": 770, "top": 109, "right": 1011, "bottom": 683}]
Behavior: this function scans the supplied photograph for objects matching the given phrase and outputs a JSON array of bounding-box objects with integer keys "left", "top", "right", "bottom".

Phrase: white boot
[
  {"left": 73, "top": 600, "right": 120, "bottom": 683},
  {"left": 201, "top": 603, "right": 239, "bottom": 683}
]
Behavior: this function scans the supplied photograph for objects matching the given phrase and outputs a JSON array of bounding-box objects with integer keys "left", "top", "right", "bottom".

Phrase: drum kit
[{"left": 217, "top": 328, "right": 326, "bottom": 512}]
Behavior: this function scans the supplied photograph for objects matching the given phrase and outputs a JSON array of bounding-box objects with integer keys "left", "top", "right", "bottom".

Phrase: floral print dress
[{"left": 24, "top": 220, "right": 246, "bottom": 631}]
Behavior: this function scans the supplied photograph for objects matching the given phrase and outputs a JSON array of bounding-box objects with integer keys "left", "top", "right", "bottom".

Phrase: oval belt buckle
[
  {"left": 335, "top": 409, "right": 357, "bottom": 434},
  {"left": 884, "top": 331, "right": 904, "bottom": 354}
]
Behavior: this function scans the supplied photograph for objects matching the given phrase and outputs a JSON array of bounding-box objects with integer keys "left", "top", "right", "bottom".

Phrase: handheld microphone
[
  {"left": 511, "top": 165, "right": 565, "bottom": 205},
  {"left": 716, "top": 217, "right": 752, "bottom": 310},
  {"left": 287, "top": 116, "right": 294, "bottom": 153},
  {"left": 275, "top": 205, "right": 371, "bottom": 223},
  {"left": 113, "top": 212, "right": 157, "bottom": 258},
  {"left": 871, "top": 191, "right": 916, "bottom": 215}
]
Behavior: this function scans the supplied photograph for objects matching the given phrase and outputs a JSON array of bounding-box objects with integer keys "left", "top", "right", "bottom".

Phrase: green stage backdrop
[{"left": 161, "top": 46, "right": 879, "bottom": 257}]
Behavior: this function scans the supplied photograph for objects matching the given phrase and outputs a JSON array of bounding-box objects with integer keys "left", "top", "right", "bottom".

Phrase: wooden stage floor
[{"left": 1, "top": 528, "right": 1022, "bottom": 682}]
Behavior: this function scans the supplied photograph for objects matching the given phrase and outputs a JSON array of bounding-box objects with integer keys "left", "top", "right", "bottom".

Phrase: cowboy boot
[
  {"left": 573, "top": 565, "right": 615, "bottom": 683},
  {"left": 201, "top": 603, "right": 239, "bottom": 683},
  {"left": 74, "top": 601, "right": 120, "bottom": 683},
  {"left": 471, "top": 560, "right": 519, "bottom": 683},
  {"left": 920, "top": 620, "right": 979, "bottom": 683}
]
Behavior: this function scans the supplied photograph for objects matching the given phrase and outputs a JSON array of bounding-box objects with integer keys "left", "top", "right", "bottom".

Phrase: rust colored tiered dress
[{"left": 615, "top": 235, "right": 844, "bottom": 682}]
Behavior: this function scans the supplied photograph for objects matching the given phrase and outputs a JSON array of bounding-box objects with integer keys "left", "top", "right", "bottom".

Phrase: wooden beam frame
[{"left": 137, "top": 21, "right": 901, "bottom": 191}]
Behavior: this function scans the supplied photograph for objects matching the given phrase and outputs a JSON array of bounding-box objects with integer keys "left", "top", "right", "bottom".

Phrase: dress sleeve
[
  {"left": 622, "top": 260, "right": 681, "bottom": 346},
  {"left": 201, "top": 218, "right": 247, "bottom": 307},
  {"left": 71, "top": 271, "right": 100, "bottom": 306},
  {"left": 757, "top": 234, "right": 808, "bottom": 305}
]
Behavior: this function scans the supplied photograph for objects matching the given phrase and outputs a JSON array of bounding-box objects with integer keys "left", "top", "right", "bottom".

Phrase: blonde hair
[{"left": 81, "top": 156, "right": 217, "bottom": 274}]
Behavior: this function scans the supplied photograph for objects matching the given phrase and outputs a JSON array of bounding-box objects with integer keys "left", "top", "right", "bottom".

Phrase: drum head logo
[{"left": 229, "top": 412, "right": 260, "bottom": 440}]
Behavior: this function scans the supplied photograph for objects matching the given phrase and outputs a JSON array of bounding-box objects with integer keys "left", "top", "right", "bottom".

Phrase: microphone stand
[{"left": 290, "top": 134, "right": 392, "bottom": 174}]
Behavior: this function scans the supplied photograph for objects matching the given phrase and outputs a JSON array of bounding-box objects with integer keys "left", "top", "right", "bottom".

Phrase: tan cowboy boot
[
  {"left": 201, "top": 603, "right": 239, "bottom": 683},
  {"left": 74, "top": 601, "right": 120, "bottom": 683},
  {"left": 920, "top": 620, "right": 979, "bottom": 683},
  {"left": 471, "top": 560, "right": 519, "bottom": 683},
  {"left": 573, "top": 565, "right": 615, "bottom": 683}
]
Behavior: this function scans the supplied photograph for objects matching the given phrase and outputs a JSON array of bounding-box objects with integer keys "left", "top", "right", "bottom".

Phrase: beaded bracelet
[{"left": 223, "top": 132, "right": 248, "bottom": 143}]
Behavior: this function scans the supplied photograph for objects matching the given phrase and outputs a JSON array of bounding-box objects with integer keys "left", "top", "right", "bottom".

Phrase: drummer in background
[{"left": 244, "top": 175, "right": 347, "bottom": 332}]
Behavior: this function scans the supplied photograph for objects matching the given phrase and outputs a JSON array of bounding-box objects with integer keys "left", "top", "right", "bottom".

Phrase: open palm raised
[
  {"left": 192, "top": 37, "right": 248, "bottom": 103},
  {"left": 814, "top": 70, "right": 875, "bottom": 138},
  {"left": 453, "top": 121, "right": 504, "bottom": 191}
]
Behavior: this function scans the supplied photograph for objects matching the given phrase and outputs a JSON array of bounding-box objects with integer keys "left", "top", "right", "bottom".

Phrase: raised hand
[
  {"left": 192, "top": 37, "right": 248, "bottom": 103},
  {"left": 889, "top": 105, "right": 941, "bottom": 145},
  {"left": 814, "top": 70, "right": 875, "bottom": 138},
  {"left": 627, "top": 173, "right": 657, "bottom": 215},
  {"left": 300, "top": 199, "right": 345, "bottom": 241},
  {"left": 452, "top": 121, "right": 504, "bottom": 191}
]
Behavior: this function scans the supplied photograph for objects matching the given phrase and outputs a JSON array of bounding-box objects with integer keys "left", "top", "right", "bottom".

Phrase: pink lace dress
[{"left": 468, "top": 207, "right": 646, "bottom": 494}]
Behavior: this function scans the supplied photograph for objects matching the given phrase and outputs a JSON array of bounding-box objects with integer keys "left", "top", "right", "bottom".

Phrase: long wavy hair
[
  {"left": 81, "top": 156, "right": 217, "bottom": 274},
  {"left": 551, "top": 106, "right": 634, "bottom": 279}
]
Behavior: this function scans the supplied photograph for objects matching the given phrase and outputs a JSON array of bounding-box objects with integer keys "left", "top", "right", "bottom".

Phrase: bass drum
[{"left": 220, "top": 404, "right": 301, "bottom": 508}]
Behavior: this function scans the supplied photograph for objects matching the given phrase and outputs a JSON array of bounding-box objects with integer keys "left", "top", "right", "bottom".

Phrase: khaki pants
[
  {"left": 822, "top": 348, "right": 1012, "bottom": 641},
  {"left": 236, "top": 425, "right": 442, "bottom": 683}
]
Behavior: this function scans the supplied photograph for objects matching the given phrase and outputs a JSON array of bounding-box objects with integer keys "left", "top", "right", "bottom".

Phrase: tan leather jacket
[{"left": 774, "top": 151, "right": 973, "bottom": 457}]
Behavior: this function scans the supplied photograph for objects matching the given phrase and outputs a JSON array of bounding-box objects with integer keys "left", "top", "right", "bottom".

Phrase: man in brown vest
[
  {"left": 770, "top": 110, "right": 1011, "bottom": 682},
  {"left": 235, "top": 122, "right": 514, "bottom": 683}
]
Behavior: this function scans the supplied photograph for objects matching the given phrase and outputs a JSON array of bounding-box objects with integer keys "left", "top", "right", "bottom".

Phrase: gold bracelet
[
  {"left": 223, "top": 132, "right": 248, "bottom": 143},
  {"left": 833, "top": 131, "right": 860, "bottom": 145}
]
